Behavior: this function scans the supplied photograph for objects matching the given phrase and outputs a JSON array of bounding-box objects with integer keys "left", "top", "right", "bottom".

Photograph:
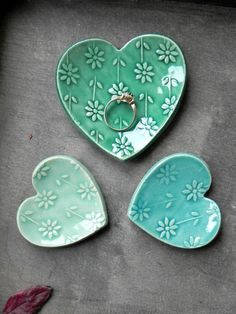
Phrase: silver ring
[{"left": 104, "top": 93, "right": 136, "bottom": 131}]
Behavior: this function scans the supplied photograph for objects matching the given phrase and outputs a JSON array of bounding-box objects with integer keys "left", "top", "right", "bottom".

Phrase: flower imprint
[
  {"left": 156, "top": 41, "right": 179, "bottom": 64},
  {"left": 108, "top": 82, "right": 129, "bottom": 101},
  {"left": 85, "top": 47, "right": 105, "bottom": 69},
  {"left": 156, "top": 217, "right": 178, "bottom": 239},
  {"left": 156, "top": 164, "right": 178, "bottom": 185},
  {"left": 85, "top": 100, "right": 104, "bottom": 122},
  {"left": 138, "top": 117, "right": 159, "bottom": 136},
  {"left": 112, "top": 133, "right": 134, "bottom": 157},
  {"left": 134, "top": 62, "right": 154, "bottom": 83},
  {"left": 83, "top": 212, "right": 105, "bottom": 232},
  {"left": 182, "top": 180, "right": 206, "bottom": 202},
  {"left": 130, "top": 200, "right": 151, "bottom": 221},
  {"left": 35, "top": 190, "right": 57, "bottom": 209},
  {"left": 59, "top": 62, "right": 80, "bottom": 85},
  {"left": 184, "top": 236, "right": 201, "bottom": 248},
  {"left": 77, "top": 183, "right": 97, "bottom": 200},
  {"left": 34, "top": 165, "right": 50, "bottom": 180},
  {"left": 161, "top": 96, "right": 176, "bottom": 116},
  {"left": 38, "top": 219, "right": 62, "bottom": 239}
]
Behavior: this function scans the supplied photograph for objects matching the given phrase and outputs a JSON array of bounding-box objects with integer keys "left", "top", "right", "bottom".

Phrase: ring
[{"left": 104, "top": 92, "right": 137, "bottom": 132}]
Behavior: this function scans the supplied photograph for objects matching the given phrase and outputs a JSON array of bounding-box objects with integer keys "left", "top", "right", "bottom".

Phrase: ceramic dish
[
  {"left": 56, "top": 34, "right": 186, "bottom": 160},
  {"left": 17, "top": 155, "right": 107, "bottom": 247},
  {"left": 128, "top": 153, "right": 221, "bottom": 248}
]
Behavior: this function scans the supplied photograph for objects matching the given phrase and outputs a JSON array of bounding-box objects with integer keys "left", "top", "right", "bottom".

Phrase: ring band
[{"left": 104, "top": 93, "right": 137, "bottom": 132}]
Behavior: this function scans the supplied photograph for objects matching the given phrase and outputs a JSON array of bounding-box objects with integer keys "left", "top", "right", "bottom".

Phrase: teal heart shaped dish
[
  {"left": 128, "top": 153, "right": 221, "bottom": 248},
  {"left": 56, "top": 34, "right": 186, "bottom": 160}
]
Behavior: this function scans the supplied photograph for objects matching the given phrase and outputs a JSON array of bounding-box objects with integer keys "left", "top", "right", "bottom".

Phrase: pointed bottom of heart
[
  {"left": 127, "top": 153, "right": 221, "bottom": 249},
  {"left": 17, "top": 155, "right": 107, "bottom": 247}
]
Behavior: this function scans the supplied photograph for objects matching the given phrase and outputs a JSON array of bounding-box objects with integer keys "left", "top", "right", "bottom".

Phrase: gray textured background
[{"left": 0, "top": 1, "right": 236, "bottom": 313}]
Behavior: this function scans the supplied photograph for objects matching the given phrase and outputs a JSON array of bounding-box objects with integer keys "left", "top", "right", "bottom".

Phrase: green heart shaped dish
[
  {"left": 17, "top": 156, "right": 107, "bottom": 247},
  {"left": 128, "top": 153, "right": 221, "bottom": 249},
  {"left": 56, "top": 35, "right": 186, "bottom": 160}
]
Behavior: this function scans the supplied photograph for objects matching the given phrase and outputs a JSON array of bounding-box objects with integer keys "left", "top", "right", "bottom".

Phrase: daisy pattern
[
  {"left": 156, "top": 41, "right": 179, "bottom": 64},
  {"left": 156, "top": 164, "right": 178, "bottom": 185},
  {"left": 83, "top": 212, "right": 106, "bottom": 232},
  {"left": 77, "top": 183, "right": 97, "bottom": 200},
  {"left": 58, "top": 62, "right": 80, "bottom": 85},
  {"left": 108, "top": 82, "right": 129, "bottom": 102},
  {"left": 161, "top": 96, "right": 176, "bottom": 116},
  {"left": 38, "top": 219, "right": 62, "bottom": 239},
  {"left": 182, "top": 180, "right": 206, "bottom": 202},
  {"left": 156, "top": 217, "right": 178, "bottom": 239},
  {"left": 85, "top": 47, "right": 105, "bottom": 69},
  {"left": 134, "top": 62, "right": 155, "bottom": 83},
  {"left": 112, "top": 133, "right": 134, "bottom": 157},
  {"left": 85, "top": 100, "right": 104, "bottom": 122},
  {"left": 129, "top": 200, "right": 151, "bottom": 221},
  {"left": 138, "top": 117, "right": 159, "bottom": 136},
  {"left": 35, "top": 190, "right": 57, "bottom": 209}
]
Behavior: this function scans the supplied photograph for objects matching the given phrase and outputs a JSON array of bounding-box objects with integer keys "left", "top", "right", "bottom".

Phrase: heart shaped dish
[
  {"left": 17, "top": 156, "right": 107, "bottom": 247},
  {"left": 56, "top": 35, "right": 186, "bottom": 160},
  {"left": 128, "top": 153, "right": 221, "bottom": 249}
]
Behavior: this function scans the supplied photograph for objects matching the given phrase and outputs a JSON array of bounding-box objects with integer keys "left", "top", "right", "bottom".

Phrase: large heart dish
[{"left": 56, "top": 35, "right": 186, "bottom": 160}]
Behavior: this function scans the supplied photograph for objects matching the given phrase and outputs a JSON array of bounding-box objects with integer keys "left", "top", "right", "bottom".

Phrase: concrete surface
[{"left": 0, "top": 1, "right": 236, "bottom": 313}]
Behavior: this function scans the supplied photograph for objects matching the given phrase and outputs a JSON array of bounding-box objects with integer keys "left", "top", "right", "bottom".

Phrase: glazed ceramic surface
[
  {"left": 17, "top": 156, "right": 107, "bottom": 247},
  {"left": 128, "top": 153, "right": 221, "bottom": 248},
  {"left": 56, "top": 35, "right": 186, "bottom": 160}
]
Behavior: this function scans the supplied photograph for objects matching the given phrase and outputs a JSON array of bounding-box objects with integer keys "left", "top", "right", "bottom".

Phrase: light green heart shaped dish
[
  {"left": 128, "top": 153, "right": 221, "bottom": 249},
  {"left": 56, "top": 34, "right": 186, "bottom": 160},
  {"left": 17, "top": 156, "right": 107, "bottom": 247}
]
